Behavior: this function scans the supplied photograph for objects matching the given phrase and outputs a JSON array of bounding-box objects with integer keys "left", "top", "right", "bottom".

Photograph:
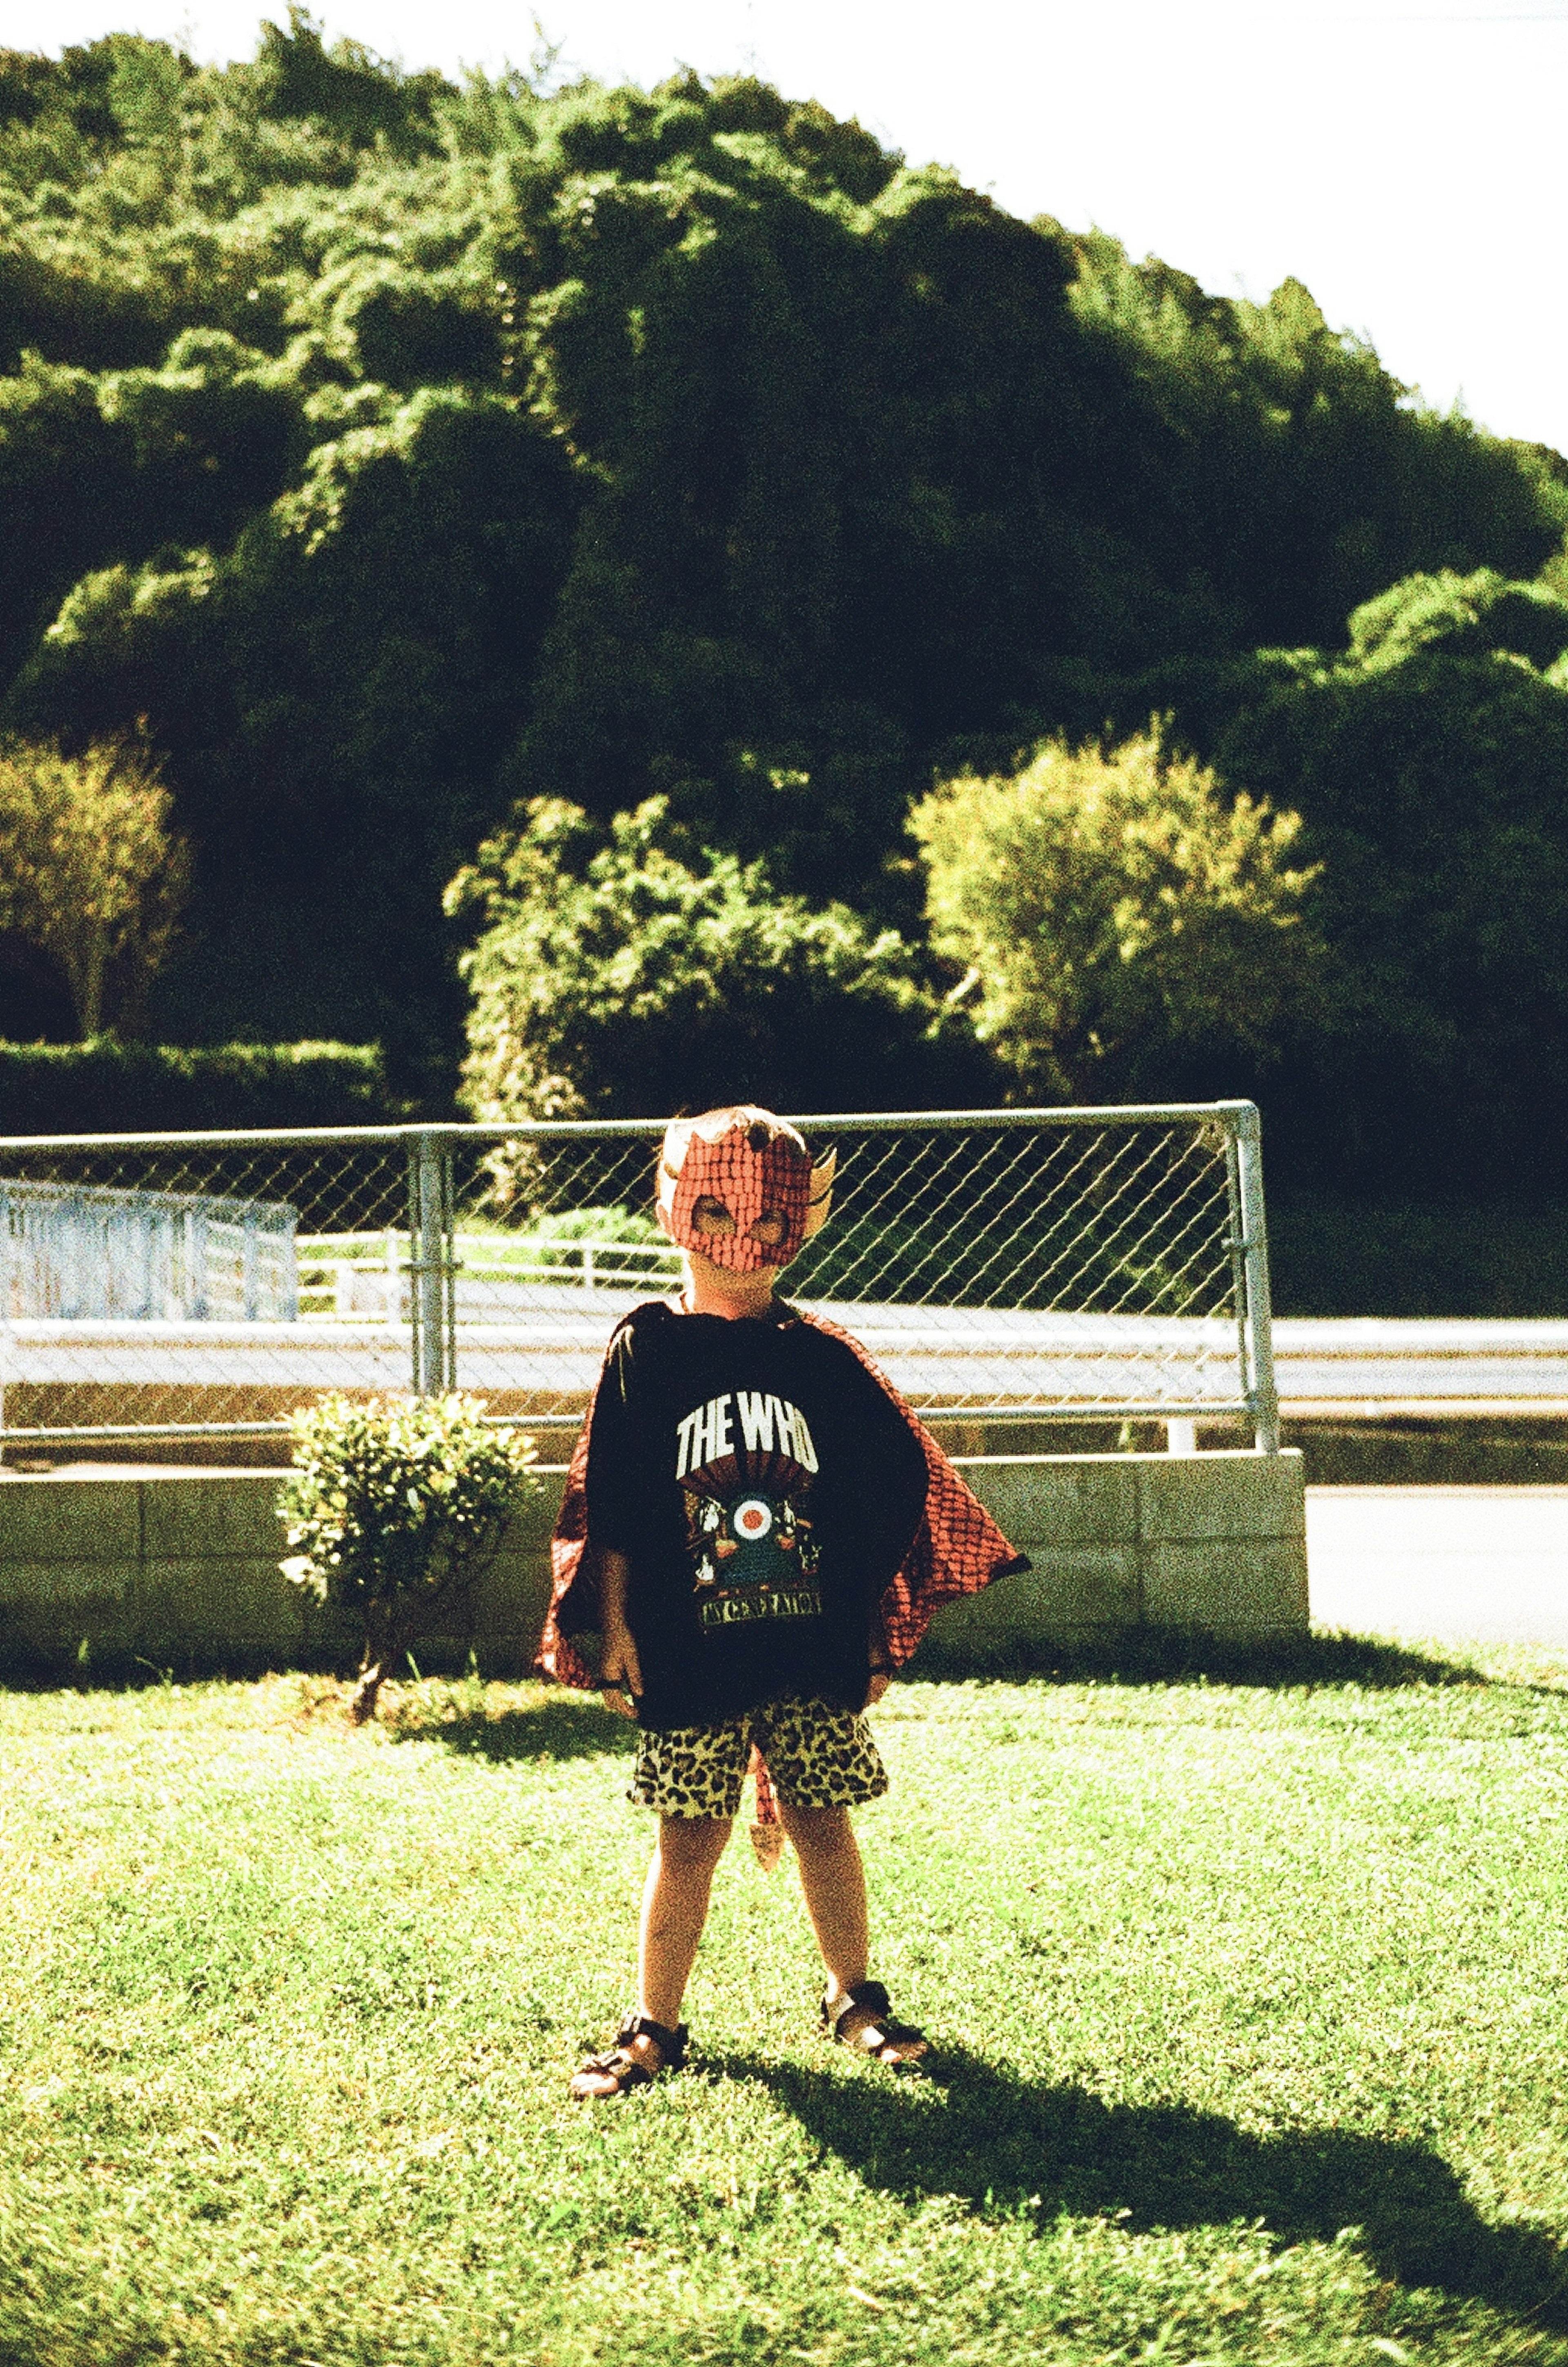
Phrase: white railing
[{"left": 294, "top": 1229, "right": 684, "bottom": 1319}]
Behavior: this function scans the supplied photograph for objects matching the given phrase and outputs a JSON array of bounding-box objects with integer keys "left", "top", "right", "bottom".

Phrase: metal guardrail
[
  {"left": 1271, "top": 1320, "right": 1568, "bottom": 1417},
  {"left": 0, "top": 1102, "right": 1282, "bottom": 1455}
]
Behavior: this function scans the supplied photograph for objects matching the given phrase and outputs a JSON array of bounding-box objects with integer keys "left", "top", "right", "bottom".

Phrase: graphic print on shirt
[{"left": 675, "top": 1389, "right": 822, "bottom": 1631}]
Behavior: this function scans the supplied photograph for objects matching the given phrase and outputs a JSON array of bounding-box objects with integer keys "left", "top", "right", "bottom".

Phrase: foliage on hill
[
  {"left": 1205, "top": 571, "right": 1568, "bottom": 1195},
  {"left": 3, "top": 17, "right": 1568, "bottom": 1209},
  {"left": 448, "top": 795, "right": 985, "bottom": 1121},
  {"left": 3, "top": 17, "right": 1565, "bottom": 1131}
]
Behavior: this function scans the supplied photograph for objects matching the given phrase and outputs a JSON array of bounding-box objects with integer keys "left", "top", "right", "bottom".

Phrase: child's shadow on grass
[
  {"left": 390, "top": 1699, "right": 636, "bottom": 1762},
  {"left": 716, "top": 2045, "right": 1568, "bottom": 2327}
]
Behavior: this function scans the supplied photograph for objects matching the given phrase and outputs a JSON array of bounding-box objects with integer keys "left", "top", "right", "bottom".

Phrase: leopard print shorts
[{"left": 630, "top": 1695, "right": 889, "bottom": 1820}]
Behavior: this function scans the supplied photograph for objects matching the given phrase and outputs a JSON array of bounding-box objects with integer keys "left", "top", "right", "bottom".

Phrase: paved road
[{"left": 1307, "top": 1486, "right": 1568, "bottom": 1645}]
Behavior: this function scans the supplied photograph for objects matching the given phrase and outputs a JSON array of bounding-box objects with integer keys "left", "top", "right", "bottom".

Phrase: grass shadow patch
[
  {"left": 907, "top": 1625, "right": 1505, "bottom": 1692},
  {"left": 719, "top": 2045, "right": 1568, "bottom": 2327},
  {"left": 386, "top": 1692, "right": 636, "bottom": 1762}
]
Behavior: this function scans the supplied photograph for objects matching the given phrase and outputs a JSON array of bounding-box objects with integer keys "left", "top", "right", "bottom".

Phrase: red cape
[{"left": 537, "top": 1300, "right": 1029, "bottom": 1691}]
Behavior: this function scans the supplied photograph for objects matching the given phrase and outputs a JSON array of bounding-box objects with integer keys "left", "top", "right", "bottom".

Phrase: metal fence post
[
  {"left": 1233, "top": 1102, "right": 1281, "bottom": 1453},
  {"left": 0, "top": 1183, "right": 8, "bottom": 1464},
  {"left": 1223, "top": 1118, "right": 1250, "bottom": 1440},
  {"left": 407, "top": 1132, "right": 454, "bottom": 1397}
]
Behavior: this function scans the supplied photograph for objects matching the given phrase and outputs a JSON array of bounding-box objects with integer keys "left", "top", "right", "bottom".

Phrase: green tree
[
  {"left": 1210, "top": 580, "right": 1568, "bottom": 1194},
  {"left": 9, "top": 387, "right": 577, "bottom": 1084},
  {"left": 0, "top": 730, "right": 189, "bottom": 1036},
  {"left": 909, "top": 727, "right": 1324, "bottom": 1101},
  {"left": 446, "top": 795, "right": 981, "bottom": 1128},
  {"left": 1051, "top": 234, "right": 1568, "bottom": 652},
  {"left": 1342, "top": 566, "right": 1568, "bottom": 674}
]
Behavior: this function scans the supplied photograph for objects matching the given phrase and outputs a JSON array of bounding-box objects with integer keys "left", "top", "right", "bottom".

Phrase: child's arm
[{"left": 598, "top": 1548, "right": 642, "bottom": 1718}]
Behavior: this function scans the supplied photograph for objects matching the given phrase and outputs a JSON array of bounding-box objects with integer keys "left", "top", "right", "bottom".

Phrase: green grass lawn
[{"left": 5, "top": 1648, "right": 1568, "bottom": 2366}]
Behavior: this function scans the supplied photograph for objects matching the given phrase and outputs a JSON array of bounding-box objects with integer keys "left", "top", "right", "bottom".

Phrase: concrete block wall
[
  {"left": 0, "top": 1469, "right": 563, "bottom": 1683},
  {"left": 926, "top": 1450, "right": 1307, "bottom": 1660},
  {"left": 0, "top": 1450, "right": 1307, "bottom": 1683}
]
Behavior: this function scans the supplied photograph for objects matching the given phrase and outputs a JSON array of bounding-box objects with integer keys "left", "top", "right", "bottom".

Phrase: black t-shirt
[{"left": 583, "top": 1299, "right": 928, "bottom": 1730}]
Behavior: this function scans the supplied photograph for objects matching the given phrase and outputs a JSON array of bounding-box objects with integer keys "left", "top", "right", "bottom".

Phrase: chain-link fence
[{"left": 0, "top": 1102, "right": 1279, "bottom": 1458}]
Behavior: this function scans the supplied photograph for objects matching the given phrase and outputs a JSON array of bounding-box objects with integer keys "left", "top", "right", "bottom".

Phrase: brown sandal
[
  {"left": 822, "top": 1980, "right": 927, "bottom": 2064},
  {"left": 570, "top": 2014, "right": 688, "bottom": 2099}
]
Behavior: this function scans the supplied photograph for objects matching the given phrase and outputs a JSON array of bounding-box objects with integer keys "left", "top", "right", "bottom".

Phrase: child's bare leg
[
  {"left": 577, "top": 1808, "right": 728, "bottom": 2092},
  {"left": 570, "top": 1818, "right": 728, "bottom": 2102},
  {"left": 571, "top": 1815, "right": 731, "bottom": 2097},
  {"left": 780, "top": 1804, "right": 927, "bottom": 2062},
  {"left": 779, "top": 1801, "right": 867, "bottom": 1991},
  {"left": 637, "top": 1812, "right": 732, "bottom": 2030}
]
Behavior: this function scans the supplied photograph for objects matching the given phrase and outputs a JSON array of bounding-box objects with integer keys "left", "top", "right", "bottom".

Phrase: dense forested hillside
[{"left": 3, "top": 16, "right": 1568, "bottom": 1206}]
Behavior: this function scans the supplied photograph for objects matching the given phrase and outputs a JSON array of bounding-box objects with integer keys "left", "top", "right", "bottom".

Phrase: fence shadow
[
  {"left": 907, "top": 1627, "right": 1535, "bottom": 1692},
  {"left": 713, "top": 2044, "right": 1568, "bottom": 2328},
  {"left": 387, "top": 1695, "right": 637, "bottom": 1762}
]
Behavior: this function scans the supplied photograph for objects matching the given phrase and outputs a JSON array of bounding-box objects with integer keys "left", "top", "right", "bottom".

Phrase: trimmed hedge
[
  {"left": 1270, "top": 1201, "right": 1568, "bottom": 1318},
  {"left": 0, "top": 1041, "right": 414, "bottom": 1136}
]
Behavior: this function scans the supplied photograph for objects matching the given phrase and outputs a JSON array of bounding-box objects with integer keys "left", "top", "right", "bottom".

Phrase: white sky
[{"left": 4, "top": 0, "right": 1565, "bottom": 457}]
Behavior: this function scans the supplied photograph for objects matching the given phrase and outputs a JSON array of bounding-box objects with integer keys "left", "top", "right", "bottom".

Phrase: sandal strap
[
  {"left": 864, "top": 2015, "right": 924, "bottom": 2050},
  {"left": 572, "top": 2015, "right": 689, "bottom": 2097},
  {"left": 823, "top": 1980, "right": 924, "bottom": 2055},
  {"left": 617, "top": 2015, "right": 688, "bottom": 2071},
  {"left": 577, "top": 2046, "right": 654, "bottom": 2090},
  {"left": 823, "top": 1979, "right": 890, "bottom": 2035}
]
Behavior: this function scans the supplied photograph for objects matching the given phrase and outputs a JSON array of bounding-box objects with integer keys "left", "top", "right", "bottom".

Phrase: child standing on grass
[{"left": 539, "top": 1105, "right": 1027, "bottom": 2097}]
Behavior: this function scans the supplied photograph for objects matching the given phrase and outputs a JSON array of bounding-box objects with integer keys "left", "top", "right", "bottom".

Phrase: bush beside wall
[{"left": 0, "top": 1041, "right": 414, "bottom": 1136}]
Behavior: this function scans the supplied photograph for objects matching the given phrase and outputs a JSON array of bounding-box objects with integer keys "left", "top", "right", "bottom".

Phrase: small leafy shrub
[{"left": 279, "top": 1393, "right": 539, "bottom": 1723}]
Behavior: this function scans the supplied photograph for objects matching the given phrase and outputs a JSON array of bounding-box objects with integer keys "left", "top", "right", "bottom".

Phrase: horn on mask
[{"left": 802, "top": 1145, "right": 836, "bottom": 1240}]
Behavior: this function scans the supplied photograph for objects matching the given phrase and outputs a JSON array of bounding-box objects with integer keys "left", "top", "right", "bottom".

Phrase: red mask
[{"left": 658, "top": 1108, "right": 834, "bottom": 1273}]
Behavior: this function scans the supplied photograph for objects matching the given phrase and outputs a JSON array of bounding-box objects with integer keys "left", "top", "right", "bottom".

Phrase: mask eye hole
[
  {"left": 748, "top": 1209, "right": 786, "bottom": 1246},
  {"left": 690, "top": 1196, "right": 737, "bottom": 1237}
]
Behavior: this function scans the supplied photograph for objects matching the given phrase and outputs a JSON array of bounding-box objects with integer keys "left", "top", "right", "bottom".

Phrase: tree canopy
[
  {"left": 0, "top": 729, "right": 187, "bottom": 1034},
  {"left": 1202, "top": 575, "right": 1568, "bottom": 1195},
  {"left": 448, "top": 796, "right": 978, "bottom": 1123},
  {"left": 910, "top": 729, "right": 1324, "bottom": 1103}
]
